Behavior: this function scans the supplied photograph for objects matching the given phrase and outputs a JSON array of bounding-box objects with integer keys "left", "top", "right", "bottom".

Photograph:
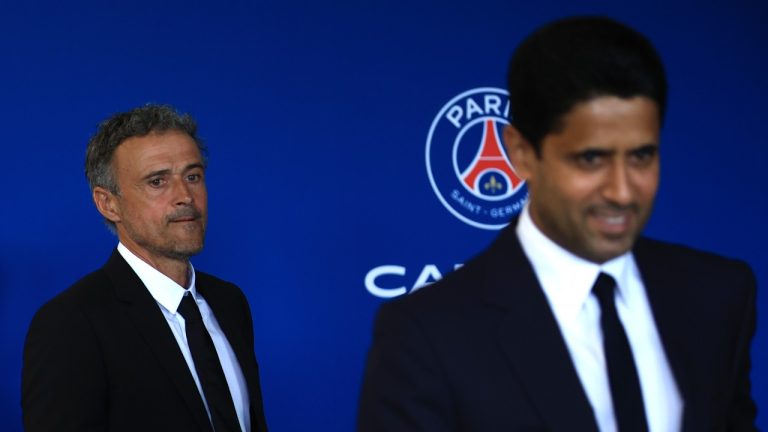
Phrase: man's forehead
[
  {"left": 560, "top": 95, "right": 661, "bottom": 123},
  {"left": 544, "top": 96, "right": 660, "bottom": 142},
  {"left": 114, "top": 132, "right": 203, "bottom": 171}
]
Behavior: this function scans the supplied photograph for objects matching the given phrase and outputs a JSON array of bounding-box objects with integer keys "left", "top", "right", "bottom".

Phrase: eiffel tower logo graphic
[
  {"left": 426, "top": 87, "right": 528, "bottom": 229},
  {"left": 460, "top": 119, "right": 522, "bottom": 198}
]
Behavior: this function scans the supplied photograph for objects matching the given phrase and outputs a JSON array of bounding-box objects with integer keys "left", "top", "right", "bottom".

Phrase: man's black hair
[{"left": 507, "top": 16, "right": 667, "bottom": 153}]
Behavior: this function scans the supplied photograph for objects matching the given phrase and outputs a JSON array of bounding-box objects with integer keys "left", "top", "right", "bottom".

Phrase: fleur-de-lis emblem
[{"left": 484, "top": 175, "right": 503, "bottom": 193}]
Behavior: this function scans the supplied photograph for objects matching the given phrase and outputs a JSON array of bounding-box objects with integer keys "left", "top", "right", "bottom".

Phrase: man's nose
[
  {"left": 602, "top": 162, "right": 633, "bottom": 205},
  {"left": 172, "top": 178, "right": 194, "bottom": 205}
]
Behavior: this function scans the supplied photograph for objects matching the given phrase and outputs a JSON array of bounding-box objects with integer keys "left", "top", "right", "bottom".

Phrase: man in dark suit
[
  {"left": 22, "top": 105, "right": 268, "bottom": 431},
  {"left": 358, "top": 17, "right": 757, "bottom": 431}
]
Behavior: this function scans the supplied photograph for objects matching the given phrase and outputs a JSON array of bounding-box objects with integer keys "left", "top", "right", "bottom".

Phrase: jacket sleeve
[
  {"left": 237, "top": 284, "right": 269, "bottom": 432},
  {"left": 22, "top": 299, "right": 108, "bottom": 432},
  {"left": 726, "top": 263, "right": 758, "bottom": 431},
  {"left": 357, "top": 300, "right": 456, "bottom": 432}
]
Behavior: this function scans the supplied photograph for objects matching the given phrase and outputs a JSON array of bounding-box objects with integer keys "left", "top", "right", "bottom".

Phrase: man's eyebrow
[
  {"left": 184, "top": 162, "right": 206, "bottom": 171},
  {"left": 142, "top": 168, "right": 172, "bottom": 180},
  {"left": 141, "top": 163, "right": 205, "bottom": 180},
  {"left": 569, "top": 148, "right": 613, "bottom": 156},
  {"left": 634, "top": 143, "right": 659, "bottom": 151}
]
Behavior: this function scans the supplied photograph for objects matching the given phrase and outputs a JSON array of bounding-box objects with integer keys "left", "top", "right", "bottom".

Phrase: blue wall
[{"left": 1, "top": 1, "right": 766, "bottom": 430}]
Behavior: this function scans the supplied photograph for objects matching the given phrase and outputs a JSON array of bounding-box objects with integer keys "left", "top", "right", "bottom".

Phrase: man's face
[
  {"left": 107, "top": 131, "right": 207, "bottom": 264},
  {"left": 507, "top": 96, "right": 660, "bottom": 263}
]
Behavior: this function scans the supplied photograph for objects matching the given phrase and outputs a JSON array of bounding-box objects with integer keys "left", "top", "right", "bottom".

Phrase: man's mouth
[
  {"left": 603, "top": 215, "right": 626, "bottom": 225},
  {"left": 170, "top": 217, "right": 197, "bottom": 223},
  {"left": 590, "top": 208, "right": 634, "bottom": 235},
  {"left": 168, "top": 209, "right": 202, "bottom": 224}
]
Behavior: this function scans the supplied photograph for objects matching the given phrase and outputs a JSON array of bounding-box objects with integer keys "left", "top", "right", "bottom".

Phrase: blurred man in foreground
[{"left": 359, "top": 17, "right": 756, "bottom": 431}]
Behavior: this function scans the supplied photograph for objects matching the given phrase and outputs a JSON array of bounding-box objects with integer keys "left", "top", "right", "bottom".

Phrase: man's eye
[
  {"left": 187, "top": 173, "right": 202, "bottom": 182},
  {"left": 148, "top": 178, "right": 164, "bottom": 187},
  {"left": 631, "top": 146, "right": 658, "bottom": 164},
  {"left": 575, "top": 151, "right": 604, "bottom": 166}
]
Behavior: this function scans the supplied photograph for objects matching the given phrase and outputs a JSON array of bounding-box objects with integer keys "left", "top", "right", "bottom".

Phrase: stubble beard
[{"left": 121, "top": 217, "right": 206, "bottom": 263}]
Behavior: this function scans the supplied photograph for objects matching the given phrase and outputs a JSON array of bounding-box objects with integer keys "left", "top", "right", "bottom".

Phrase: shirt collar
[
  {"left": 117, "top": 242, "right": 198, "bottom": 315},
  {"left": 515, "top": 205, "right": 632, "bottom": 322}
]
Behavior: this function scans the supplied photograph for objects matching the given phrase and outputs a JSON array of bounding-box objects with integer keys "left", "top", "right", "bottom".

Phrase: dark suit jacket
[
  {"left": 22, "top": 250, "right": 268, "bottom": 432},
  {"left": 358, "top": 224, "right": 757, "bottom": 431}
]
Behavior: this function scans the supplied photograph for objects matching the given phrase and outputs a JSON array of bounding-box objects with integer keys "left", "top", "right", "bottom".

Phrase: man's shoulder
[
  {"left": 195, "top": 270, "right": 240, "bottom": 290},
  {"left": 44, "top": 263, "right": 114, "bottom": 309},
  {"left": 634, "top": 236, "right": 756, "bottom": 305},
  {"left": 194, "top": 270, "right": 250, "bottom": 309},
  {"left": 383, "top": 225, "right": 528, "bottom": 313},
  {"left": 27, "top": 263, "right": 117, "bottom": 339},
  {"left": 635, "top": 236, "right": 754, "bottom": 275},
  {"left": 195, "top": 270, "right": 244, "bottom": 297},
  {"left": 378, "top": 246, "right": 502, "bottom": 326}
]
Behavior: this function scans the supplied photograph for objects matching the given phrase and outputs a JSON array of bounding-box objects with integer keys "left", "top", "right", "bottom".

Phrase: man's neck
[
  {"left": 150, "top": 259, "right": 190, "bottom": 288},
  {"left": 118, "top": 242, "right": 190, "bottom": 288}
]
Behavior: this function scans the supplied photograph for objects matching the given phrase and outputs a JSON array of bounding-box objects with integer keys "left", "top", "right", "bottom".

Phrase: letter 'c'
[{"left": 365, "top": 265, "right": 407, "bottom": 298}]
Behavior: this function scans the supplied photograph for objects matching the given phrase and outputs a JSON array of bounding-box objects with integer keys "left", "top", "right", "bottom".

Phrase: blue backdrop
[{"left": 1, "top": 1, "right": 766, "bottom": 430}]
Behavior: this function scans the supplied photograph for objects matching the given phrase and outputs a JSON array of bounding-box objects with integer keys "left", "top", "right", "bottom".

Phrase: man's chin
[
  {"left": 587, "top": 236, "right": 636, "bottom": 263},
  {"left": 163, "top": 240, "right": 204, "bottom": 260},
  {"left": 179, "top": 244, "right": 204, "bottom": 257}
]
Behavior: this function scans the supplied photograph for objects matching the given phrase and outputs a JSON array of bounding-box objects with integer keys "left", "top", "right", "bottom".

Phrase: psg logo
[{"left": 425, "top": 87, "right": 528, "bottom": 229}]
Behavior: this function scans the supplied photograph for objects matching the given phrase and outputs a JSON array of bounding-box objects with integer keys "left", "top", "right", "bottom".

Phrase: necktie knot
[
  {"left": 592, "top": 272, "right": 617, "bottom": 308},
  {"left": 178, "top": 292, "right": 203, "bottom": 323}
]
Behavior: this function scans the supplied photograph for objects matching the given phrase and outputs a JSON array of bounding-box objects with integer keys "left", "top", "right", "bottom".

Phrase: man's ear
[
  {"left": 503, "top": 124, "right": 535, "bottom": 179},
  {"left": 93, "top": 187, "right": 121, "bottom": 224}
]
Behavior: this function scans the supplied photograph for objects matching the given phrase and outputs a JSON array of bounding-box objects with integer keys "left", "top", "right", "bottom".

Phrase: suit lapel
[
  {"left": 106, "top": 250, "right": 213, "bottom": 432},
  {"left": 633, "top": 239, "right": 694, "bottom": 431},
  {"left": 481, "top": 226, "right": 599, "bottom": 431}
]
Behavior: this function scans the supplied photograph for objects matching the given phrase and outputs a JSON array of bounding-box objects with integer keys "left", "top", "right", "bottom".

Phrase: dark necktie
[
  {"left": 178, "top": 293, "right": 242, "bottom": 432},
  {"left": 592, "top": 273, "right": 649, "bottom": 432}
]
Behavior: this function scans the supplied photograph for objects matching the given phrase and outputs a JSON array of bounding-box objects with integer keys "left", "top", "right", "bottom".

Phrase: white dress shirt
[
  {"left": 515, "top": 206, "right": 682, "bottom": 432},
  {"left": 117, "top": 243, "right": 251, "bottom": 432}
]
